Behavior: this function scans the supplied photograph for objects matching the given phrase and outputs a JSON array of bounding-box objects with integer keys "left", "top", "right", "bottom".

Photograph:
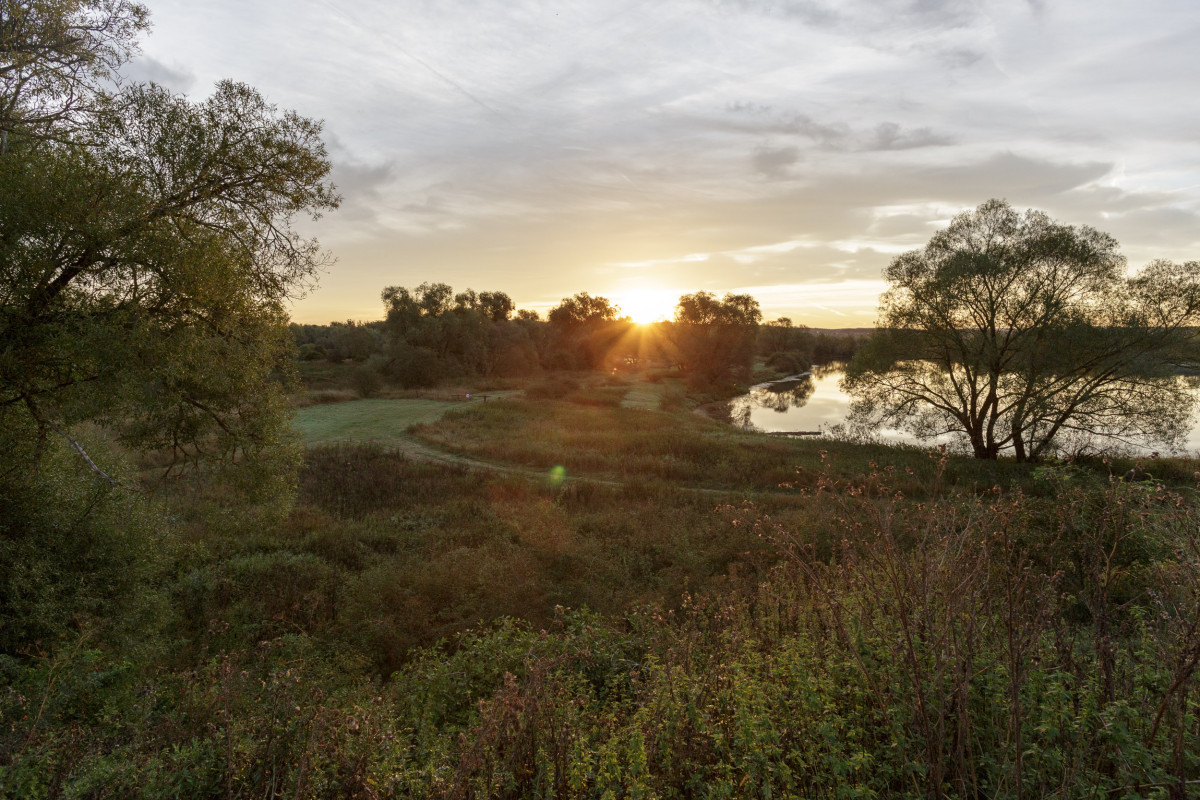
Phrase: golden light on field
[{"left": 611, "top": 288, "right": 680, "bottom": 324}]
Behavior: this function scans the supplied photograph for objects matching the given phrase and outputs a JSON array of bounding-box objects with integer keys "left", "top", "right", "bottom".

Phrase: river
[{"left": 710, "top": 364, "right": 1200, "bottom": 457}]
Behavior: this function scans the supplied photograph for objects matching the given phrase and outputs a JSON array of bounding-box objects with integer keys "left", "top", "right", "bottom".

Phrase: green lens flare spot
[{"left": 548, "top": 465, "right": 567, "bottom": 487}]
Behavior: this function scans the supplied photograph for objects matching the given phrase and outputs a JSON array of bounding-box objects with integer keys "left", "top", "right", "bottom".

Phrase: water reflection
[
  {"left": 706, "top": 370, "right": 821, "bottom": 431},
  {"left": 712, "top": 364, "right": 1200, "bottom": 456},
  {"left": 753, "top": 374, "right": 815, "bottom": 412}
]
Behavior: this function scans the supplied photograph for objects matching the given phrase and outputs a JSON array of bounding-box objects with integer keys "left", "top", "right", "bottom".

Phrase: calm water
[{"left": 714, "top": 365, "right": 1200, "bottom": 456}]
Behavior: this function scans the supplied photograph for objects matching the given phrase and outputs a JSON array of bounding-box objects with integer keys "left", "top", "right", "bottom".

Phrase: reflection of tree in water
[
  {"left": 707, "top": 396, "right": 753, "bottom": 428},
  {"left": 812, "top": 361, "right": 845, "bottom": 380},
  {"left": 750, "top": 374, "right": 815, "bottom": 413},
  {"left": 709, "top": 373, "right": 817, "bottom": 428}
]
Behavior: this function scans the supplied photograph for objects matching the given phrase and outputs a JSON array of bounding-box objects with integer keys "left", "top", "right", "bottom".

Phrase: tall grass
[
  {"left": 6, "top": 403, "right": 1200, "bottom": 798},
  {"left": 161, "top": 443, "right": 819, "bottom": 674},
  {"left": 414, "top": 397, "right": 1048, "bottom": 494}
]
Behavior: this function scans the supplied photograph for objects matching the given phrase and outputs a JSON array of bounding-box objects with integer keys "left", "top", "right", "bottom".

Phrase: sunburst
[{"left": 612, "top": 288, "right": 678, "bottom": 324}]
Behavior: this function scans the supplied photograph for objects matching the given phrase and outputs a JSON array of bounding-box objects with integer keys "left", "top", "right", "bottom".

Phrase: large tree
[
  {"left": 1, "top": 0, "right": 149, "bottom": 150},
  {"left": 546, "top": 291, "right": 624, "bottom": 369},
  {"left": 1, "top": 1, "right": 338, "bottom": 476},
  {"left": 668, "top": 291, "right": 762, "bottom": 385},
  {"left": 843, "top": 199, "right": 1200, "bottom": 461},
  {"left": 380, "top": 283, "right": 537, "bottom": 383}
]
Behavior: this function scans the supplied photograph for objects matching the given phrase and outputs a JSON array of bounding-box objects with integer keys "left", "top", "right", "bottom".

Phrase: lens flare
[{"left": 548, "top": 464, "right": 567, "bottom": 487}]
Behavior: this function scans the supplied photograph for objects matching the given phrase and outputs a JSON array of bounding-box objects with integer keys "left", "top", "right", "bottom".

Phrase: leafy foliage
[
  {"left": 379, "top": 282, "right": 541, "bottom": 384},
  {"left": 0, "top": 0, "right": 149, "bottom": 145},
  {"left": 666, "top": 291, "right": 762, "bottom": 386},
  {"left": 845, "top": 199, "right": 1200, "bottom": 460},
  {"left": 5, "top": 452, "right": 1200, "bottom": 799}
]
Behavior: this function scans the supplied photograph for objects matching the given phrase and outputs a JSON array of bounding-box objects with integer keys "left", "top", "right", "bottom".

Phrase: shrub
[
  {"left": 0, "top": 427, "right": 169, "bottom": 658},
  {"left": 350, "top": 362, "right": 381, "bottom": 400},
  {"left": 525, "top": 374, "right": 579, "bottom": 400}
]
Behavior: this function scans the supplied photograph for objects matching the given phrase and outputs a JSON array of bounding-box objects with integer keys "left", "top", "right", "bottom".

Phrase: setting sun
[{"left": 611, "top": 288, "right": 680, "bottom": 325}]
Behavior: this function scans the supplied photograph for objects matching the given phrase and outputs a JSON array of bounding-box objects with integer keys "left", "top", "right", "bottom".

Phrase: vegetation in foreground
[
  {"left": 4, "top": 3, "right": 1199, "bottom": 798},
  {"left": 4, "top": 416, "right": 1199, "bottom": 798}
]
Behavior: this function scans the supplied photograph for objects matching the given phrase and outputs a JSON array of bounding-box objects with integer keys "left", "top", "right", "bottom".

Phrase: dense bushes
[
  {"left": 4, "top": 401, "right": 1200, "bottom": 798},
  {"left": 0, "top": 428, "right": 169, "bottom": 659},
  {"left": 407, "top": 470, "right": 1200, "bottom": 800},
  {"left": 5, "top": 460, "right": 1198, "bottom": 798}
]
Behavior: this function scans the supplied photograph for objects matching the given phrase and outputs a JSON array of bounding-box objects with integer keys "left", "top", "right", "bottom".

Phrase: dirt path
[
  {"left": 296, "top": 395, "right": 763, "bottom": 496},
  {"left": 296, "top": 396, "right": 632, "bottom": 488}
]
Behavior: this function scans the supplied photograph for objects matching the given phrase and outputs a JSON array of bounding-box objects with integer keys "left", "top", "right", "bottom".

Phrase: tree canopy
[
  {"left": 1, "top": 0, "right": 149, "bottom": 150},
  {"left": 546, "top": 292, "right": 627, "bottom": 369},
  {"left": 379, "top": 283, "right": 539, "bottom": 384},
  {"left": 844, "top": 199, "right": 1200, "bottom": 461},
  {"left": 1, "top": 0, "right": 338, "bottom": 475},
  {"left": 668, "top": 291, "right": 762, "bottom": 386}
]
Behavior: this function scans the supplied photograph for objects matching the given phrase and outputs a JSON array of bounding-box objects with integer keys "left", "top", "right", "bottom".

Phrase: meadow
[{"left": 4, "top": 368, "right": 1199, "bottom": 798}]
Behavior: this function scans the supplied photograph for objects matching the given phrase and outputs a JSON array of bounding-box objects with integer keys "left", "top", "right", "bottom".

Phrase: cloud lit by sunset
[{"left": 128, "top": 0, "right": 1200, "bottom": 327}]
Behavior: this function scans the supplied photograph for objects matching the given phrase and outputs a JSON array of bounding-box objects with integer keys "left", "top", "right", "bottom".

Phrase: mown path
[
  {"left": 293, "top": 390, "right": 755, "bottom": 494},
  {"left": 294, "top": 395, "right": 630, "bottom": 487}
]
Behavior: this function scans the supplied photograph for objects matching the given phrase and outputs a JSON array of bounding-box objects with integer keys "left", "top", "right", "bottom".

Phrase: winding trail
[
  {"left": 294, "top": 395, "right": 633, "bottom": 488},
  {"left": 293, "top": 393, "right": 772, "bottom": 496}
]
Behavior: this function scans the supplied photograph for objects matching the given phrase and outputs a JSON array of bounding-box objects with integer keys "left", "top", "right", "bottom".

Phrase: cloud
[
  {"left": 121, "top": 55, "right": 195, "bottom": 93},
  {"left": 706, "top": 0, "right": 840, "bottom": 26},
  {"left": 868, "top": 122, "right": 953, "bottom": 151},
  {"left": 753, "top": 146, "right": 801, "bottom": 178},
  {"left": 324, "top": 139, "right": 400, "bottom": 228},
  {"left": 132, "top": 0, "right": 1200, "bottom": 327}
]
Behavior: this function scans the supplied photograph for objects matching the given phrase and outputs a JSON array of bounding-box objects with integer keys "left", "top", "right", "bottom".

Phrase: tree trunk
[{"left": 1013, "top": 433, "right": 1027, "bottom": 463}]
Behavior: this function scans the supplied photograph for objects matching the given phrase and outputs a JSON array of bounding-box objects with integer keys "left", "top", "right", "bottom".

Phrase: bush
[
  {"left": 765, "top": 350, "right": 810, "bottom": 375},
  {"left": 351, "top": 356, "right": 386, "bottom": 398},
  {"left": 384, "top": 343, "right": 442, "bottom": 387},
  {"left": 0, "top": 425, "right": 169, "bottom": 659},
  {"left": 297, "top": 342, "right": 326, "bottom": 360},
  {"left": 525, "top": 374, "right": 579, "bottom": 400}
]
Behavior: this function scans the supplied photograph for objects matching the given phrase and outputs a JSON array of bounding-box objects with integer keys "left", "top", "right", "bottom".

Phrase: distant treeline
[{"left": 291, "top": 283, "right": 866, "bottom": 389}]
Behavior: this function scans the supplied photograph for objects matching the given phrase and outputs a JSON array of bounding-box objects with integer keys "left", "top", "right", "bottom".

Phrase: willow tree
[
  {"left": 1, "top": 0, "right": 338, "bottom": 477},
  {"left": 1, "top": 1, "right": 338, "bottom": 657},
  {"left": 669, "top": 291, "right": 762, "bottom": 385},
  {"left": 546, "top": 291, "right": 623, "bottom": 369},
  {"left": 843, "top": 200, "right": 1200, "bottom": 461}
]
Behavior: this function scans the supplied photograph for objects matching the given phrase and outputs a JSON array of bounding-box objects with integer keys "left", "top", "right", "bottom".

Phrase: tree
[
  {"left": 1, "top": 1, "right": 338, "bottom": 476},
  {"left": 547, "top": 292, "right": 619, "bottom": 327},
  {"left": 843, "top": 199, "right": 1200, "bottom": 461},
  {"left": 546, "top": 292, "right": 623, "bottom": 369},
  {"left": 380, "top": 283, "right": 530, "bottom": 383},
  {"left": 478, "top": 290, "right": 514, "bottom": 322},
  {"left": 1, "top": 0, "right": 149, "bottom": 151},
  {"left": 1, "top": 1, "right": 336, "bottom": 658},
  {"left": 668, "top": 291, "right": 762, "bottom": 385},
  {"left": 758, "top": 316, "right": 815, "bottom": 373}
]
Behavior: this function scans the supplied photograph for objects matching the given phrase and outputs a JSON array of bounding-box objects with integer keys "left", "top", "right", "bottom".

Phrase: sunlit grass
[
  {"left": 294, "top": 396, "right": 515, "bottom": 447},
  {"left": 411, "top": 396, "right": 1041, "bottom": 494}
]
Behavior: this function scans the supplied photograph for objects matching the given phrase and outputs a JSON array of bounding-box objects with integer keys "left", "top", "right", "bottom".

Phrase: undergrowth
[{"left": 4, "top": 438, "right": 1199, "bottom": 798}]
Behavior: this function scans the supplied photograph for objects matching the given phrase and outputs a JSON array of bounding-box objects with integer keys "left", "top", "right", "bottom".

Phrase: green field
[
  {"left": 293, "top": 396, "right": 509, "bottom": 447},
  {"left": 12, "top": 384, "right": 1200, "bottom": 798}
]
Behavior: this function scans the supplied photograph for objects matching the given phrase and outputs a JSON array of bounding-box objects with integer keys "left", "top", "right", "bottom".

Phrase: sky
[{"left": 126, "top": 0, "right": 1200, "bottom": 327}]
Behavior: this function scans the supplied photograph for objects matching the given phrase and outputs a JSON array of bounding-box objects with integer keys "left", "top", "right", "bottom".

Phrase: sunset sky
[{"left": 127, "top": 0, "right": 1200, "bottom": 327}]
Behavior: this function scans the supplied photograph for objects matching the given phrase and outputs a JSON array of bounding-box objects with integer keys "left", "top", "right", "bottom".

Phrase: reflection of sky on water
[
  {"left": 727, "top": 369, "right": 932, "bottom": 447},
  {"left": 723, "top": 368, "right": 1200, "bottom": 457}
]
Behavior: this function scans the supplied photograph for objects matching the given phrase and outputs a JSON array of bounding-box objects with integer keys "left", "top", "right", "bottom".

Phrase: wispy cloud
[{"left": 136, "top": 0, "right": 1200, "bottom": 326}]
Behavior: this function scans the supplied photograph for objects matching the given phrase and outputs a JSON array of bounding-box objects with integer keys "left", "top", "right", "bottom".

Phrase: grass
[
  {"left": 12, "top": 371, "right": 1200, "bottom": 797},
  {"left": 412, "top": 396, "right": 1043, "bottom": 495},
  {"left": 620, "top": 380, "right": 664, "bottom": 410},
  {"left": 294, "top": 397, "right": 487, "bottom": 447},
  {"left": 166, "top": 443, "right": 811, "bottom": 674}
]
